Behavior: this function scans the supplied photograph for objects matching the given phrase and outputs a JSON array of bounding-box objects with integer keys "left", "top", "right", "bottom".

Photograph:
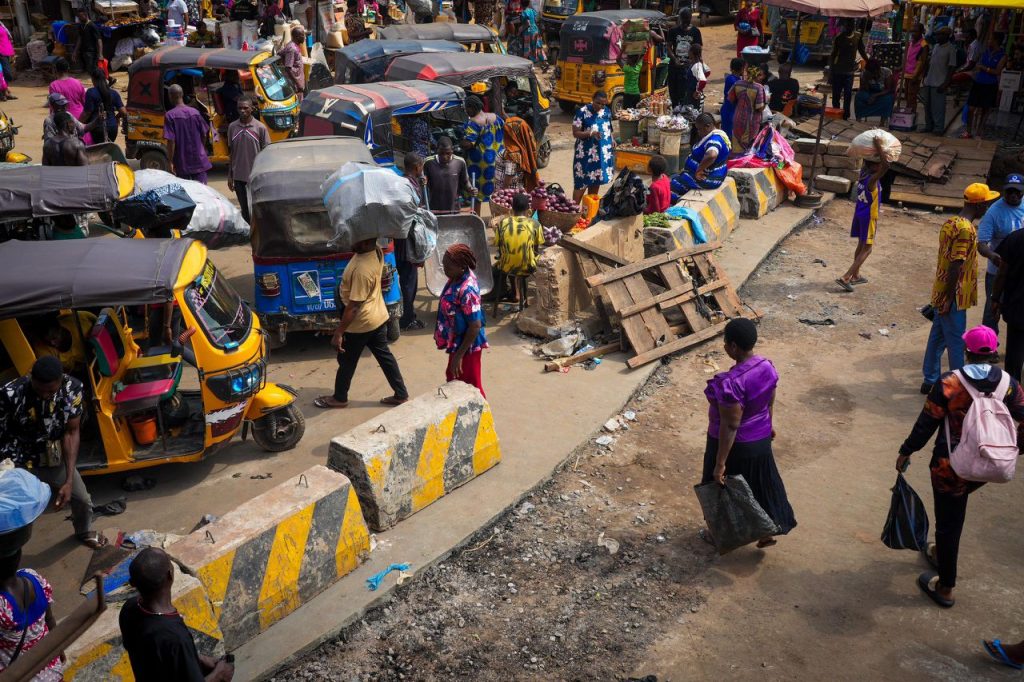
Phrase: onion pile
[
  {"left": 490, "top": 187, "right": 522, "bottom": 209},
  {"left": 535, "top": 186, "right": 579, "bottom": 214}
]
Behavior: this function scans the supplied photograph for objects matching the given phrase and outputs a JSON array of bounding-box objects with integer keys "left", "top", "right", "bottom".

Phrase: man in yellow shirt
[
  {"left": 493, "top": 193, "right": 543, "bottom": 303},
  {"left": 314, "top": 238, "right": 409, "bottom": 409}
]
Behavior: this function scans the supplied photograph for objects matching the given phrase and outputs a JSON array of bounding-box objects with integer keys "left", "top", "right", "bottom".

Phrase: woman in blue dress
[
  {"left": 461, "top": 95, "right": 505, "bottom": 215},
  {"left": 571, "top": 90, "right": 614, "bottom": 202},
  {"left": 720, "top": 58, "right": 744, "bottom": 141},
  {"left": 670, "top": 113, "right": 730, "bottom": 196},
  {"left": 519, "top": 0, "right": 547, "bottom": 65}
]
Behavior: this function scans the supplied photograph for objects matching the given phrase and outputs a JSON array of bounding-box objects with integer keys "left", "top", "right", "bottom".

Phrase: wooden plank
[
  {"left": 627, "top": 317, "right": 743, "bottom": 368},
  {"left": 692, "top": 252, "right": 744, "bottom": 316},
  {"left": 543, "top": 342, "right": 621, "bottom": 372},
  {"left": 602, "top": 277, "right": 660, "bottom": 354},
  {"left": 559, "top": 235, "right": 628, "bottom": 266},
  {"left": 586, "top": 244, "right": 719, "bottom": 287},
  {"left": 620, "top": 273, "right": 675, "bottom": 351},
  {"left": 657, "top": 261, "right": 710, "bottom": 333},
  {"left": 573, "top": 252, "right": 615, "bottom": 334},
  {"left": 889, "top": 190, "right": 964, "bottom": 209}
]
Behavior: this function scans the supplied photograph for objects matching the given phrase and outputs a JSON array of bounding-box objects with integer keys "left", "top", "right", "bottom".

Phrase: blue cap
[{"left": 1006, "top": 174, "right": 1024, "bottom": 192}]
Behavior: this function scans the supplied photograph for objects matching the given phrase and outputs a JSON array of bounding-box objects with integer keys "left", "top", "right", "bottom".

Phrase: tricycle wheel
[
  {"left": 557, "top": 99, "right": 576, "bottom": 114},
  {"left": 386, "top": 315, "right": 401, "bottom": 343},
  {"left": 251, "top": 405, "right": 305, "bottom": 452},
  {"left": 610, "top": 94, "right": 625, "bottom": 118},
  {"left": 537, "top": 138, "right": 551, "bottom": 169},
  {"left": 138, "top": 150, "right": 170, "bottom": 172}
]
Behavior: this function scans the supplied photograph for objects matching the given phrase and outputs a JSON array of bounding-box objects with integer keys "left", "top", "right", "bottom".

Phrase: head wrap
[{"left": 444, "top": 243, "right": 477, "bottom": 271}]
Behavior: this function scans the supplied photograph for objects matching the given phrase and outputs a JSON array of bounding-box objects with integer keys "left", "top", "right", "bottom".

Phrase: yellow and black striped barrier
[
  {"left": 167, "top": 465, "right": 371, "bottom": 649},
  {"left": 728, "top": 167, "right": 785, "bottom": 219},
  {"left": 329, "top": 381, "right": 502, "bottom": 532}
]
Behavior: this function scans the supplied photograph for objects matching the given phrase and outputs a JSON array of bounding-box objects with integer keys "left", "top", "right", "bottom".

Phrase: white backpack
[{"left": 945, "top": 369, "right": 1019, "bottom": 483}]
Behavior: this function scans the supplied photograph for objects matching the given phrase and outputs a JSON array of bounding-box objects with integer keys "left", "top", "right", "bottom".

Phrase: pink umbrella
[{"left": 764, "top": 0, "right": 891, "bottom": 18}]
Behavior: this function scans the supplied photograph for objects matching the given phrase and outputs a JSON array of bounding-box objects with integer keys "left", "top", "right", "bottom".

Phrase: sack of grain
[{"left": 847, "top": 129, "right": 901, "bottom": 163}]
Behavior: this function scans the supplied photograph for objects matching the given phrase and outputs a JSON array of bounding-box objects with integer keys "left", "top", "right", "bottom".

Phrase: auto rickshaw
[
  {"left": 384, "top": 52, "right": 552, "bottom": 168},
  {"left": 0, "top": 163, "right": 134, "bottom": 242},
  {"left": 377, "top": 23, "right": 507, "bottom": 54},
  {"left": 334, "top": 39, "right": 466, "bottom": 85},
  {"left": 297, "top": 80, "right": 467, "bottom": 165},
  {"left": 0, "top": 238, "right": 305, "bottom": 475},
  {"left": 248, "top": 136, "right": 405, "bottom": 346},
  {"left": 553, "top": 10, "right": 665, "bottom": 115},
  {"left": 771, "top": 10, "right": 832, "bottom": 62},
  {"left": 124, "top": 47, "right": 300, "bottom": 171},
  {"left": 0, "top": 109, "right": 29, "bottom": 163}
]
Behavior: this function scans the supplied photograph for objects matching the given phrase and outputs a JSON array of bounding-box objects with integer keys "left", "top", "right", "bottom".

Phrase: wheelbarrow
[
  {"left": 424, "top": 213, "right": 494, "bottom": 296},
  {"left": 84, "top": 141, "right": 129, "bottom": 166}
]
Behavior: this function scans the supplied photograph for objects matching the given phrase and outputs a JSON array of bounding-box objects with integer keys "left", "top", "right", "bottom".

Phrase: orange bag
[{"left": 774, "top": 162, "right": 806, "bottom": 196}]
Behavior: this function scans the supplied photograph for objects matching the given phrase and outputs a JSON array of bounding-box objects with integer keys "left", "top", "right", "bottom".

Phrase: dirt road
[{"left": 275, "top": 200, "right": 1024, "bottom": 681}]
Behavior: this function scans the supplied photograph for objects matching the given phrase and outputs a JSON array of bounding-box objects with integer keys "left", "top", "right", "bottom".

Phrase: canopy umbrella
[
  {"left": 911, "top": 0, "right": 1022, "bottom": 7},
  {"left": 764, "top": 0, "right": 891, "bottom": 18}
]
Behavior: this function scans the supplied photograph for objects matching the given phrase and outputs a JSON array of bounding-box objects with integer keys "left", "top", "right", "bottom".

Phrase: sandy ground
[{"left": 274, "top": 197, "right": 1024, "bottom": 681}]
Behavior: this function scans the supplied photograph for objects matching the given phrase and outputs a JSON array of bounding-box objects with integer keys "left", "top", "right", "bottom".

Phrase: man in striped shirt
[{"left": 227, "top": 95, "right": 270, "bottom": 223}]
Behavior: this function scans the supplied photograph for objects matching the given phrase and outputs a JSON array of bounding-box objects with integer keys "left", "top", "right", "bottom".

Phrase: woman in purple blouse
[{"left": 702, "top": 318, "right": 796, "bottom": 546}]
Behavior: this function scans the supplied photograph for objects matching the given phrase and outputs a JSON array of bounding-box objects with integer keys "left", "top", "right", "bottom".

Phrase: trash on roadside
[
  {"left": 623, "top": 410, "right": 637, "bottom": 421},
  {"left": 878, "top": 329, "right": 890, "bottom": 336},
  {"left": 797, "top": 317, "right": 835, "bottom": 326},
  {"left": 366, "top": 563, "right": 411, "bottom": 591},
  {"left": 597, "top": 532, "right": 620, "bottom": 555},
  {"left": 397, "top": 570, "right": 413, "bottom": 586},
  {"left": 250, "top": 473, "right": 273, "bottom": 480},
  {"left": 595, "top": 435, "right": 614, "bottom": 447},
  {"left": 603, "top": 418, "right": 620, "bottom": 432},
  {"left": 812, "top": 258, "right": 827, "bottom": 267},
  {"left": 516, "top": 501, "right": 535, "bottom": 516},
  {"left": 539, "top": 333, "right": 583, "bottom": 359},
  {"left": 859, "top": 332, "right": 872, "bottom": 340}
]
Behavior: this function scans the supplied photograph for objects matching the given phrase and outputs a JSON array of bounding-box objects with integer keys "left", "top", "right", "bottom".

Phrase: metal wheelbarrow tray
[{"left": 424, "top": 213, "right": 494, "bottom": 296}]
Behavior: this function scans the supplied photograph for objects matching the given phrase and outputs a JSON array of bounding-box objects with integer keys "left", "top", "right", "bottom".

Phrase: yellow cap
[{"left": 964, "top": 183, "right": 1000, "bottom": 204}]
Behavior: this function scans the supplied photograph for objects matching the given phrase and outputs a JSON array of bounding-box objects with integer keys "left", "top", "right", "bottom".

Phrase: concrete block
[
  {"left": 65, "top": 566, "right": 225, "bottom": 681},
  {"left": 793, "top": 137, "right": 823, "bottom": 153},
  {"left": 674, "top": 176, "right": 740, "bottom": 244},
  {"left": 329, "top": 381, "right": 501, "bottom": 532},
  {"left": 517, "top": 214, "right": 643, "bottom": 337},
  {"left": 814, "top": 174, "right": 852, "bottom": 195},
  {"left": 824, "top": 154, "right": 862, "bottom": 170},
  {"left": 829, "top": 168, "right": 861, "bottom": 183},
  {"left": 165, "top": 465, "right": 370, "bottom": 649},
  {"left": 794, "top": 152, "right": 823, "bottom": 169},
  {"left": 728, "top": 167, "right": 781, "bottom": 218},
  {"left": 826, "top": 139, "right": 852, "bottom": 155}
]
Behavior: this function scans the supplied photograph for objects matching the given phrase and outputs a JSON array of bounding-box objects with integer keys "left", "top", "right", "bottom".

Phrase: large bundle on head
[
  {"left": 847, "top": 129, "right": 902, "bottom": 163},
  {"left": 321, "top": 162, "right": 436, "bottom": 250}
]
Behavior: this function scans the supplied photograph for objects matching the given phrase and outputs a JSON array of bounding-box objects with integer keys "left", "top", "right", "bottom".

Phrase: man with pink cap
[{"left": 898, "top": 325, "right": 1024, "bottom": 609}]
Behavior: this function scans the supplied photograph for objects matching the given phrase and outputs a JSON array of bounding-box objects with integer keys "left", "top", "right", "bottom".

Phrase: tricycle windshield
[
  {"left": 255, "top": 62, "right": 295, "bottom": 101},
  {"left": 185, "top": 260, "right": 252, "bottom": 350}
]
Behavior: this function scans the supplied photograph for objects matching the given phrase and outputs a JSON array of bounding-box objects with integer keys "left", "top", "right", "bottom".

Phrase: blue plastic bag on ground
[{"left": 881, "top": 473, "right": 929, "bottom": 551}]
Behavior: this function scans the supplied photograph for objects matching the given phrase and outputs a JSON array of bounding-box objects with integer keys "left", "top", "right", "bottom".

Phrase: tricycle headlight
[
  {"left": 207, "top": 362, "right": 264, "bottom": 401},
  {"left": 265, "top": 114, "right": 295, "bottom": 131}
]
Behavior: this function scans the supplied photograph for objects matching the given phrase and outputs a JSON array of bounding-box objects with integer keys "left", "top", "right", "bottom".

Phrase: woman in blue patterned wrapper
[
  {"left": 571, "top": 90, "right": 614, "bottom": 203},
  {"left": 670, "top": 113, "right": 730, "bottom": 196},
  {"left": 461, "top": 95, "right": 505, "bottom": 216}
]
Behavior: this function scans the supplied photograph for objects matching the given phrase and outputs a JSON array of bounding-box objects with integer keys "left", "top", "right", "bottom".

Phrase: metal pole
[{"left": 807, "top": 95, "right": 824, "bottom": 194}]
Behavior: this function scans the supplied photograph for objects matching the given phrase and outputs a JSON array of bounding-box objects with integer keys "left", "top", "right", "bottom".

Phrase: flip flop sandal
[
  {"left": 984, "top": 640, "right": 1024, "bottom": 670},
  {"left": 917, "top": 571, "right": 954, "bottom": 608},
  {"left": 77, "top": 532, "right": 108, "bottom": 550},
  {"left": 757, "top": 537, "right": 778, "bottom": 548},
  {"left": 922, "top": 542, "right": 939, "bottom": 570},
  {"left": 835, "top": 278, "right": 854, "bottom": 293},
  {"left": 313, "top": 396, "right": 348, "bottom": 409},
  {"left": 851, "top": 277, "right": 869, "bottom": 285},
  {"left": 380, "top": 396, "right": 409, "bottom": 406}
]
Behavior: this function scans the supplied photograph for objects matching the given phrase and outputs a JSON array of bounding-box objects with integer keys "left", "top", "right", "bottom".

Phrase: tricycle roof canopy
[
  {"left": 300, "top": 80, "right": 465, "bottom": 124},
  {"left": 385, "top": 53, "right": 535, "bottom": 84},
  {"left": 377, "top": 22, "right": 498, "bottom": 42},
  {"left": 248, "top": 137, "right": 375, "bottom": 204},
  {"left": 0, "top": 163, "right": 126, "bottom": 220},
  {"left": 128, "top": 46, "right": 270, "bottom": 73},
  {"left": 762, "top": 0, "right": 891, "bottom": 18},
  {"left": 567, "top": 9, "right": 664, "bottom": 25},
  {"left": 337, "top": 39, "right": 465, "bottom": 66},
  {"left": 0, "top": 238, "right": 195, "bottom": 318}
]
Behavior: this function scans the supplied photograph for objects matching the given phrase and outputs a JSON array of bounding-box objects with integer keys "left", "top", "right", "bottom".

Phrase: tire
[
  {"left": 610, "top": 94, "right": 625, "bottom": 118},
  {"left": 386, "top": 315, "right": 401, "bottom": 343},
  {"left": 558, "top": 99, "right": 576, "bottom": 114},
  {"left": 251, "top": 404, "right": 305, "bottom": 452},
  {"left": 537, "top": 138, "right": 551, "bottom": 169},
  {"left": 138, "top": 149, "right": 170, "bottom": 172}
]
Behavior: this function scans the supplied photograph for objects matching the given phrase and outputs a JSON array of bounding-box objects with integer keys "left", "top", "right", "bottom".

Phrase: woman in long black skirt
[{"left": 701, "top": 318, "right": 796, "bottom": 547}]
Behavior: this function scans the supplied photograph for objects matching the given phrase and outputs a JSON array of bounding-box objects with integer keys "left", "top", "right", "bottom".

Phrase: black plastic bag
[
  {"left": 880, "top": 473, "right": 929, "bottom": 551},
  {"left": 599, "top": 168, "right": 647, "bottom": 219},
  {"left": 694, "top": 476, "right": 780, "bottom": 555}
]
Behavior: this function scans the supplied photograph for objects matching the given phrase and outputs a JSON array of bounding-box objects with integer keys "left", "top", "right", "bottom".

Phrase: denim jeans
[
  {"left": 923, "top": 299, "right": 967, "bottom": 385},
  {"left": 921, "top": 85, "right": 947, "bottom": 133},
  {"left": 982, "top": 271, "right": 999, "bottom": 333}
]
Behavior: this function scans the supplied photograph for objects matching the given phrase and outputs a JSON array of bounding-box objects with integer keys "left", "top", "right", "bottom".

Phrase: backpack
[
  {"left": 945, "top": 369, "right": 1019, "bottom": 483},
  {"left": 599, "top": 169, "right": 647, "bottom": 219}
]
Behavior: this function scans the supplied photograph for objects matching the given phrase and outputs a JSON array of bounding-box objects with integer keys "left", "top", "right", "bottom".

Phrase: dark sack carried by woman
[
  {"left": 880, "top": 473, "right": 929, "bottom": 551},
  {"left": 694, "top": 475, "right": 780, "bottom": 555}
]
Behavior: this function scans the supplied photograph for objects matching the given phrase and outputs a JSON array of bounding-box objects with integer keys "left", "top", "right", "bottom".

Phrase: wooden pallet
[{"left": 571, "top": 240, "right": 755, "bottom": 368}]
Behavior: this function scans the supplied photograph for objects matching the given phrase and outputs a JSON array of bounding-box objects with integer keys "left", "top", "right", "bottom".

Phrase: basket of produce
[
  {"left": 489, "top": 188, "right": 517, "bottom": 216},
  {"left": 529, "top": 183, "right": 550, "bottom": 211},
  {"left": 536, "top": 184, "right": 581, "bottom": 231}
]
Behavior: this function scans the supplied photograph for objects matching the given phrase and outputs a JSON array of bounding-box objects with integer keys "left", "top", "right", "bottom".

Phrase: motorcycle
[{"left": 0, "top": 109, "right": 30, "bottom": 163}]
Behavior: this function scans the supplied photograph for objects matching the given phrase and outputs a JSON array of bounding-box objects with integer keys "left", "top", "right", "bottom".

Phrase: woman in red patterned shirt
[{"left": 0, "top": 551, "right": 61, "bottom": 680}]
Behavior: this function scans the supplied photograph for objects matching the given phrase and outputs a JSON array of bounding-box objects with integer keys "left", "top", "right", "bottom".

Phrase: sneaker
[
  {"left": 401, "top": 319, "right": 425, "bottom": 331},
  {"left": 920, "top": 382, "right": 934, "bottom": 395}
]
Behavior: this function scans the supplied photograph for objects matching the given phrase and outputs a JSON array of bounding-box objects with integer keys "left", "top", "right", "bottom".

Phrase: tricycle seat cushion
[{"left": 114, "top": 379, "right": 176, "bottom": 405}]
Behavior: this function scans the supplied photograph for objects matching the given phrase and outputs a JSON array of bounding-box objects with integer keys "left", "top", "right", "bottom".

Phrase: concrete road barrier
[
  {"left": 65, "top": 567, "right": 224, "bottom": 681},
  {"left": 728, "top": 167, "right": 784, "bottom": 219},
  {"left": 329, "top": 381, "right": 501, "bottom": 532},
  {"left": 165, "top": 465, "right": 370, "bottom": 650},
  {"left": 673, "top": 177, "right": 740, "bottom": 244}
]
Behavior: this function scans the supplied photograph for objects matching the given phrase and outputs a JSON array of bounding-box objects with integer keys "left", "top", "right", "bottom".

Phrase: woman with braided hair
[
  {"left": 435, "top": 244, "right": 488, "bottom": 396},
  {"left": 671, "top": 112, "right": 730, "bottom": 195}
]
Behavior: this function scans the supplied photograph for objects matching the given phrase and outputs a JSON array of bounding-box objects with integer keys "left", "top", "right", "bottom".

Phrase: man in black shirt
[
  {"left": 768, "top": 62, "right": 799, "bottom": 115},
  {"left": 73, "top": 9, "right": 103, "bottom": 76},
  {"left": 827, "top": 19, "right": 867, "bottom": 120},
  {"left": 660, "top": 9, "right": 702, "bottom": 109},
  {"left": 120, "top": 548, "right": 234, "bottom": 682}
]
